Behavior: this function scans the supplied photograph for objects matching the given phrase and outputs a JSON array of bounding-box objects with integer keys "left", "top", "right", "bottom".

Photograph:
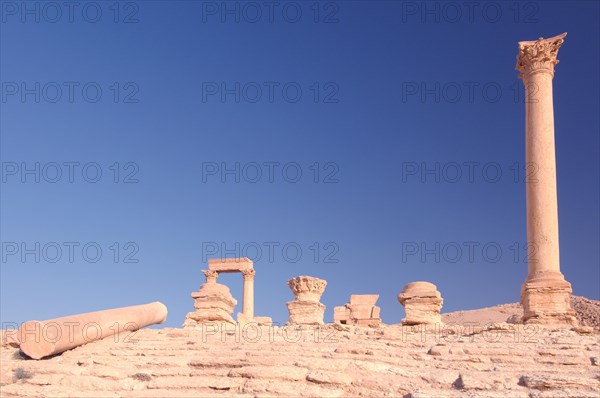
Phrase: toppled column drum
[
  {"left": 18, "top": 302, "right": 168, "bottom": 359},
  {"left": 398, "top": 282, "right": 443, "bottom": 326}
]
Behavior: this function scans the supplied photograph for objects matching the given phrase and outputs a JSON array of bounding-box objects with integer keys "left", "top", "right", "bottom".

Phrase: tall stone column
[
  {"left": 241, "top": 269, "right": 255, "bottom": 318},
  {"left": 516, "top": 33, "right": 576, "bottom": 325}
]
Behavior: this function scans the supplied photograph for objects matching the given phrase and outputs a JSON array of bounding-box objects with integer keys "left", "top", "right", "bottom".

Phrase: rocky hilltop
[
  {"left": 1, "top": 298, "right": 599, "bottom": 398},
  {"left": 442, "top": 296, "right": 600, "bottom": 331}
]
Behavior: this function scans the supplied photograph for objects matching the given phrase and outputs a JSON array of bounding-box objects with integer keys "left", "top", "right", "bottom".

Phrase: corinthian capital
[
  {"left": 287, "top": 275, "right": 327, "bottom": 302},
  {"left": 516, "top": 33, "right": 566, "bottom": 79},
  {"left": 241, "top": 268, "right": 256, "bottom": 281},
  {"left": 202, "top": 270, "right": 219, "bottom": 284}
]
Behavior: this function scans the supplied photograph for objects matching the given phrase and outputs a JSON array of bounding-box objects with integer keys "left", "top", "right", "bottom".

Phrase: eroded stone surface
[
  {"left": 287, "top": 301, "right": 326, "bottom": 325},
  {"left": 287, "top": 276, "right": 327, "bottom": 302},
  {"left": 183, "top": 283, "right": 237, "bottom": 327},
  {"left": 334, "top": 294, "right": 381, "bottom": 327},
  {"left": 207, "top": 258, "right": 253, "bottom": 273},
  {"left": 2, "top": 319, "right": 598, "bottom": 398},
  {"left": 287, "top": 276, "right": 327, "bottom": 325},
  {"left": 17, "top": 302, "right": 168, "bottom": 360},
  {"left": 0, "top": 330, "right": 20, "bottom": 348},
  {"left": 399, "top": 282, "right": 443, "bottom": 326},
  {"left": 442, "top": 296, "right": 600, "bottom": 332}
]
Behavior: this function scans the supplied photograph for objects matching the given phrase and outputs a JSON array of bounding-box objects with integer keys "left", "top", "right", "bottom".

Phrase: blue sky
[{"left": 1, "top": 0, "right": 598, "bottom": 328}]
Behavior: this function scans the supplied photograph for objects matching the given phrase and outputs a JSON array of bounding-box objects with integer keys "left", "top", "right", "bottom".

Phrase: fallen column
[{"left": 18, "top": 301, "right": 168, "bottom": 359}]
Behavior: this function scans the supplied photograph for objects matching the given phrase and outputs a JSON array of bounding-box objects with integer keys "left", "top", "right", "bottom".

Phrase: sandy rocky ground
[{"left": 1, "top": 296, "right": 598, "bottom": 398}]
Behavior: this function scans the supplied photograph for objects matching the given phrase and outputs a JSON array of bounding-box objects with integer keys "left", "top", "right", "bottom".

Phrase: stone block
[
  {"left": 349, "top": 294, "right": 379, "bottom": 305},
  {"left": 334, "top": 294, "right": 381, "bottom": 327},
  {"left": 208, "top": 257, "right": 253, "bottom": 273},
  {"left": 398, "top": 281, "right": 443, "bottom": 326},
  {"left": 184, "top": 282, "right": 237, "bottom": 327},
  {"left": 287, "top": 301, "right": 325, "bottom": 325},
  {"left": 334, "top": 306, "right": 351, "bottom": 324}
]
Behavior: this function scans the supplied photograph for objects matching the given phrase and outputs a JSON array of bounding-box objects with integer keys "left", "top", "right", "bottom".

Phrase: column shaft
[
  {"left": 18, "top": 302, "right": 168, "bottom": 359},
  {"left": 516, "top": 33, "right": 576, "bottom": 325},
  {"left": 242, "top": 278, "right": 254, "bottom": 318},
  {"left": 524, "top": 71, "right": 561, "bottom": 277}
]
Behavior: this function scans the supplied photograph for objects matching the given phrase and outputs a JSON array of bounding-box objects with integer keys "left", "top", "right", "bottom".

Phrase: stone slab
[
  {"left": 208, "top": 258, "right": 253, "bottom": 273},
  {"left": 349, "top": 295, "right": 379, "bottom": 306}
]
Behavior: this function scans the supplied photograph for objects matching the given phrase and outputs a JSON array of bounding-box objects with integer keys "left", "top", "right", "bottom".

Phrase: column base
[
  {"left": 286, "top": 301, "right": 325, "bottom": 325},
  {"left": 237, "top": 312, "right": 273, "bottom": 325},
  {"left": 236, "top": 312, "right": 253, "bottom": 325},
  {"left": 520, "top": 271, "right": 577, "bottom": 326}
]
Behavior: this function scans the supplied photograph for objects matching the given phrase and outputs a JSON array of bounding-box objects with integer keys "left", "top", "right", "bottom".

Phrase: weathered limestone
[
  {"left": 333, "top": 306, "right": 351, "bottom": 324},
  {"left": 253, "top": 316, "right": 273, "bottom": 326},
  {"left": 3, "top": 308, "right": 600, "bottom": 398},
  {"left": 207, "top": 258, "right": 257, "bottom": 321},
  {"left": 286, "top": 276, "right": 327, "bottom": 325},
  {"left": 184, "top": 270, "right": 237, "bottom": 327},
  {"left": 186, "top": 259, "right": 272, "bottom": 326},
  {"left": 237, "top": 313, "right": 273, "bottom": 326},
  {"left": 241, "top": 269, "right": 255, "bottom": 319},
  {"left": 208, "top": 257, "right": 253, "bottom": 273},
  {"left": 203, "top": 269, "right": 219, "bottom": 283},
  {"left": 1, "top": 329, "right": 20, "bottom": 348},
  {"left": 18, "top": 302, "right": 167, "bottom": 360},
  {"left": 286, "top": 301, "right": 326, "bottom": 325},
  {"left": 398, "top": 282, "right": 443, "bottom": 325},
  {"left": 334, "top": 295, "right": 381, "bottom": 327},
  {"left": 288, "top": 275, "right": 327, "bottom": 302},
  {"left": 516, "top": 33, "right": 577, "bottom": 326}
]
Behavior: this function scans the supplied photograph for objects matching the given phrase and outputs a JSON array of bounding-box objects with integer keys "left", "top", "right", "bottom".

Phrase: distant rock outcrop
[{"left": 442, "top": 295, "right": 600, "bottom": 331}]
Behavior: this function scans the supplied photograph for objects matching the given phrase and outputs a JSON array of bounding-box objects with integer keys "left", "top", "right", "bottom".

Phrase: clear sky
[{"left": 1, "top": 0, "right": 598, "bottom": 328}]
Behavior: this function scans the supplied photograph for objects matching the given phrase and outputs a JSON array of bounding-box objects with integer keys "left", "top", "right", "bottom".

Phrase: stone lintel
[{"left": 208, "top": 257, "right": 254, "bottom": 273}]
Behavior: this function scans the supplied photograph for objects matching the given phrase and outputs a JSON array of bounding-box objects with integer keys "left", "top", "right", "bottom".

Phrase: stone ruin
[
  {"left": 334, "top": 294, "right": 381, "bottom": 327},
  {"left": 516, "top": 33, "right": 577, "bottom": 326},
  {"left": 286, "top": 276, "right": 327, "bottom": 325},
  {"left": 17, "top": 302, "right": 168, "bottom": 359},
  {"left": 398, "top": 281, "right": 443, "bottom": 326},
  {"left": 9, "top": 34, "right": 587, "bottom": 371},
  {"left": 184, "top": 270, "right": 331, "bottom": 327},
  {"left": 184, "top": 258, "right": 272, "bottom": 328},
  {"left": 179, "top": 259, "right": 450, "bottom": 331},
  {"left": 183, "top": 270, "right": 237, "bottom": 326}
]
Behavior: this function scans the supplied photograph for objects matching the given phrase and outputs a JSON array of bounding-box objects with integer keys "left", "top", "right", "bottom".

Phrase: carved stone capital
[
  {"left": 287, "top": 276, "right": 327, "bottom": 302},
  {"left": 516, "top": 33, "right": 566, "bottom": 79},
  {"left": 241, "top": 268, "right": 256, "bottom": 281},
  {"left": 202, "top": 270, "right": 219, "bottom": 284}
]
